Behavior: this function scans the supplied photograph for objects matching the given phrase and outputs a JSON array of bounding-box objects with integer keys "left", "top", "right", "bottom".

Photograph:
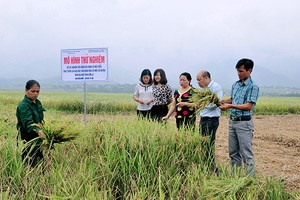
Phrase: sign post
[{"left": 61, "top": 48, "right": 108, "bottom": 124}]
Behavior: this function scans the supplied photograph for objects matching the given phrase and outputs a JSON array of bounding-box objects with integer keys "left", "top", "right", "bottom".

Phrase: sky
[{"left": 1, "top": 0, "right": 299, "bottom": 88}]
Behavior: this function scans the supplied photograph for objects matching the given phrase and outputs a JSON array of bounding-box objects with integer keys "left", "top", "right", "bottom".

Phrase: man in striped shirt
[{"left": 220, "top": 58, "right": 259, "bottom": 176}]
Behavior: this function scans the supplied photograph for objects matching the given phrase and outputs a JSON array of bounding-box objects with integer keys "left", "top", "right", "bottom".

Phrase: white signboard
[{"left": 61, "top": 48, "right": 108, "bottom": 82}]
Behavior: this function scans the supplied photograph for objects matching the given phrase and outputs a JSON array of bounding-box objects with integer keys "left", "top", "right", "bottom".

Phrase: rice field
[
  {"left": 0, "top": 91, "right": 299, "bottom": 199},
  {"left": 3, "top": 91, "right": 300, "bottom": 115}
]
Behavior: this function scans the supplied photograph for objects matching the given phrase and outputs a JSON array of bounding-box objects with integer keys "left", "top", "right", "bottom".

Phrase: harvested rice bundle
[
  {"left": 32, "top": 123, "right": 79, "bottom": 149},
  {"left": 189, "top": 87, "right": 221, "bottom": 113}
]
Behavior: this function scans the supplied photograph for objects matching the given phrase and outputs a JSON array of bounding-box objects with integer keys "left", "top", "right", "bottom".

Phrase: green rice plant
[
  {"left": 262, "top": 177, "right": 291, "bottom": 200},
  {"left": 40, "top": 92, "right": 136, "bottom": 114},
  {"left": 87, "top": 101, "right": 135, "bottom": 114},
  {"left": 0, "top": 137, "right": 24, "bottom": 195},
  {"left": 203, "top": 177, "right": 256, "bottom": 199},
  {"left": 0, "top": 113, "right": 297, "bottom": 199},
  {"left": 28, "top": 122, "right": 79, "bottom": 151},
  {"left": 0, "top": 91, "right": 298, "bottom": 199},
  {"left": 41, "top": 123, "right": 80, "bottom": 150},
  {"left": 190, "top": 87, "right": 221, "bottom": 113},
  {"left": 38, "top": 117, "right": 83, "bottom": 151},
  {"left": 73, "top": 116, "right": 206, "bottom": 198},
  {"left": 254, "top": 97, "right": 300, "bottom": 114},
  {"left": 44, "top": 100, "right": 84, "bottom": 113},
  {"left": 2, "top": 91, "right": 299, "bottom": 115}
]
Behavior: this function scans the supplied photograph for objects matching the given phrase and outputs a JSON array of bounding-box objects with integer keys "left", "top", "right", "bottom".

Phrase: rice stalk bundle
[
  {"left": 32, "top": 123, "right": 79, "bottom": 149},
  {"left": 189, "top": 87, "right": 221, "bottom": 113}
]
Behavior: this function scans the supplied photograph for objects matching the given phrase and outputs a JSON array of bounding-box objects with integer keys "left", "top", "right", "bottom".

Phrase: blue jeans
[{"left": 228, "top": 119, "right": 255, "bottom": 176}]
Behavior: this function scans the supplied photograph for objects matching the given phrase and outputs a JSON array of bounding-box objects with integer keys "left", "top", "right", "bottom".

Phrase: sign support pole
[{"left": 84, "top": 82, "right": 87, "bottom": 125}]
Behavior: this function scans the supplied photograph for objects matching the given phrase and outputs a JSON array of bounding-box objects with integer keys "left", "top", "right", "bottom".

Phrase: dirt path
[{"left": 215, "top": 115, "right": 300, "bottom": 191}]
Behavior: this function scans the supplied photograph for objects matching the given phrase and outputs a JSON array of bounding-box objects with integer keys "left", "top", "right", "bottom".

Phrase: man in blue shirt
[
  {"left": 220, "top": 58, "right": 259, "bottom": 176},
  {"left": 196, "top": 70, "right": 223, "bottom": 173}
]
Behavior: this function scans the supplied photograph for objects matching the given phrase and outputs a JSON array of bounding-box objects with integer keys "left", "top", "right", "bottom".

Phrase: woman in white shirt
[{"left": 133, "top": 69, "right": 154, "bottom": 119}]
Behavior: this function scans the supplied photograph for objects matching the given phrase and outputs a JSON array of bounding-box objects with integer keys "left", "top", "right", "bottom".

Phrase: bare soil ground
[{"left": 215, "top": 115, "right": 300, "bottom": 192}]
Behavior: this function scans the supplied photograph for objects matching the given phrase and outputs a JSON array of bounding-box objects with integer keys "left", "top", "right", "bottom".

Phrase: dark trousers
[
  {"left": 137, "top": 110, "right": 151, "bottom": 119},
  {"left": 150, "top": 105, "right": 168, "bottom": 122},
  {"left": 199, "top": 117, "right": 219, "bottom": 171},
  {"left": 22, "top": 138, "right": 44, "bottom": 167},
  {"left": 176, "top": 116, "right": 196, "bottom": 131}
]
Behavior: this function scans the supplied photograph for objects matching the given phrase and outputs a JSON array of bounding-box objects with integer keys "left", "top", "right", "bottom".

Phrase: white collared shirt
[
  {"left": 133, "top": 83, "right": 154, "bottom": 111},
  {"left": 200, "top": 80, "right": 223, "bottom": 117}
]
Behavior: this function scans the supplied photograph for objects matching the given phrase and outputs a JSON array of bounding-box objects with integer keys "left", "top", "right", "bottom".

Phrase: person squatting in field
[
  {"left": 150, "top": 68, "right": 173, "bottom": 122},
  {"left": 16, "top": 80, "right": 46, "bottom": 167},
  {"left": 133, "top": 69, "right": 154, "bottom": 119},
  {"left": 219, "top": 58, "right": 259, "bottom": 176},
  {"left": 162, "top": 72, "right": 196, "bottom": 130},
  {"left": 196, "top": 70, "right": 223, "bottom": 173}
]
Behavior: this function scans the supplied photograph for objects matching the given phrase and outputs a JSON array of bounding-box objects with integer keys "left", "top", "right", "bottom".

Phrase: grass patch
[{"left": 0, "top": 91, "right": 299, "bottom": 199}]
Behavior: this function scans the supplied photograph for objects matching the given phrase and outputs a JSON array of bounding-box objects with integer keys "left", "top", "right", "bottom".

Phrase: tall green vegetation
[
  {"left": 254, "top": 97, "right": 300, "bottom": 114},
  {"left": 2, "top": 91, "right": 299, "bottom": 115},
  {"left": 0, "top": 91, "right": 299, "bottom": 199}
]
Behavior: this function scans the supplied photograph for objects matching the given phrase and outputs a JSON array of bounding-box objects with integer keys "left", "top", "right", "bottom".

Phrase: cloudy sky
[{"left": 1, "top": 0, "right": 299, "bottom": 87}]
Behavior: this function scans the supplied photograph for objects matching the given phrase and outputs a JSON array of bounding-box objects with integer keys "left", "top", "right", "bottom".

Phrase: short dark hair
[
  {"left": 236, "top": 58, "right": 254, "bottom": 71},
  {"left": 25, "top": 80, "right": 40, "bottom": 90},
  {"left": 140, "top": 69, "right": 152, "bottom": 84},
  {"left": 153, "top": 68, "right": 168, "bottom": 85},
  {"left": 180, "top": 72, "right": 192, "bottom": 85}
]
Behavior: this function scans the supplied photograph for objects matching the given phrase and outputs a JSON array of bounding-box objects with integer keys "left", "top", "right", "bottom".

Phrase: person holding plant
[
  {"left": 219, "top": 58, "right": 259, "bottom": 176},
  {"left": 196, "top": 70, "right": 223, "bottom": 173},
  {"left": 133, "top": 69, "right": 154, "bottom": 119},
  {"left": 150, "top": 68, "right": 173, "bottom": 122},
  {"left": 16, "top": 80, "right": 46, "bottom": 167},
  {"left": 162, "top": 72, "right": 196, "bottom": 130}
]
